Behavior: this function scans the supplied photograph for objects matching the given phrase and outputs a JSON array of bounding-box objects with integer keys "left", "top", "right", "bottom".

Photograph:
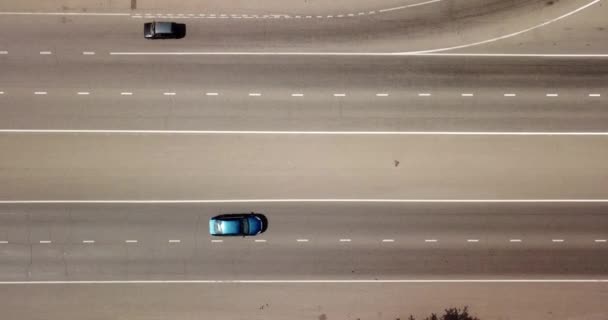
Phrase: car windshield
[{"left": 241, "top": 218, "right": 249, "bottom": 234}]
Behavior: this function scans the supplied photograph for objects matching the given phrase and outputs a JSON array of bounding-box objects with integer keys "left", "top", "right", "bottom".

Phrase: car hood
[{"left": 247, "top": 216, "right": 263, "bottom": 234}]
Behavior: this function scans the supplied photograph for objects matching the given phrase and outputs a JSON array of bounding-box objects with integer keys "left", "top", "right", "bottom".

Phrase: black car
[{"left": 144, "top": 22, "right": 186, "bottom": 39}]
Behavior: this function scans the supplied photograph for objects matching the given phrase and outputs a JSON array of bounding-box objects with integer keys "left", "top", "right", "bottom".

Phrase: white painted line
[
  {"left": 205, "top": 92, "right": 219, "bottom": 96},
  {"left": 110, "top": 52, "right": 608, "bottom": 57},
  {"left": 546, "top": 93, "right": 559, "bottom": 97},
  {"left": 254, "top": 239, "right": 267, "bottom": 243},
  {"left": 39, "top": 51, "right": 52, "bottom": 55},
  {"left": 77, "top": 92, "right": 90, "bottom": 95},
  {"left": 406, "top": 0, "right": 601, "bottom": 54},
  {"left": 424, "top": 239, "right": 438, "bottom": 243},
  {"left": 3, "top": 129, "right": 608, "bottom": 136},
  {"left": 211, "top": 239, "right": 223, "bottom": 243},
  {"left": 291, "top": 93, "right": 304, "bottom": 97},
  {"left": 248, "top": 93, "right": 262, "bottom": 96},
  {"left": 510, "top": 239, "right": 522, "bottom": 243},
  {"left": 589, "top": 93, "right": 601, "bottom": 97},
  {"left": 120, "top": 92, "right": 133, "bottom": 96},
  {"left": 467, "top": 239, "right": 480, "bottom": 243},
  {"left": 296, "top": 239, "right": 309, "bottom": 242},
  {"left": 163, "top": 92, "right": 176, "bottom": 96},
  {"left": 82, "top": 240, "right": 95, "bottom": 244},
  {"left": 379, "top": 0, "right": 442, "bottom": 13},
  {"left": 125, "top": 240, "right": 138, "bottom": 243},
  {"left": 595, "top": 239, "right": 607, "bottom": 243},
  {"left": 339, "top": 239, "right": 351, "bottom": 242},
  {"left": 376, "top": 93, "right": 389, "bottom": 97},
  {"left": 82, "top": 51, "right": 95, "bottom": 55},
  {"left": 552, "top": 239, "right": 564, "bottom": 242},
  {"left": 0, "top": 91, "right": 4, "bottom": 95},
  {"left": 418, "top": 93, "right": 431, "bottom": 97},
  {"left": 39, "top": 240, "right": 51, "bottom": 244},
  {"left": 0, "top": 12, "right": 129, "bottom": 16},
  {"left": 504, "top": 93, "right": 517, "bottom": 97},
  {"left": 3, "top": 199, "right": 608, "bottom": 204},
  {"left": 33, "top": 91, "right": 47, "bottom": 95},
  {"left": 168, "top": 239, "right": 181, "bottom": 243},
  {"left": 0, "top": 279, "right": 607, "bottom": 284},
  {"left": 333, "top": 93, "right": 346, "bottom": 97},
  {"left": 461, "top": 93, "right": 474, "bottom": 97},
  {"left": 0, "top": 51, "right": 8, "bottom": 54},
  {"left": 382, "top": 239, "right": 395, "bottom": 242},
  {"left": 0, "top": 241, "right": 8, "bottom": 244}
]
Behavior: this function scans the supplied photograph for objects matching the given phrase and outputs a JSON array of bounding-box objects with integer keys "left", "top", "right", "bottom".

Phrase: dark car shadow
[{"left": 174, "top": 23, "right": 186, "bottom": 39}]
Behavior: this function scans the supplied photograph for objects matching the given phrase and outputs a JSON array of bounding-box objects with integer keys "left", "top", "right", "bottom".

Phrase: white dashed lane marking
[
  {"left": 546, "top": 93, "right": 559, "bottom": 97},
  {"left": 39, "top": 240, "right": 52, "bottom": 244},
  {"left": 504, "top": 93, "right": 517, "bottom": 97},
  {"left": 424, "top": 239, "right": 438, "bottom": 243},
  {"left": 291, "top": 93, "right": 304, "bottom": 97},
  {"left": 82, "top": 240, "right": 95, "bottom": 244},
  {"left": 0, "top": 241, "right": 8, "bottom": 244},
  {"left": 589, "top": 93, "right": 601, "bottom": 97},
  {"left": 254, "top": 239, "right": 267, "bottom": 243},
  {"left": 339, "top": 239, "right": 351, "bottom": 242},
  {"left": 120, "top": 92, "right": 133, "bottom": 96},
  {"left": 552, "top": 239, "right": 565, "bottom": 243},
  {"left": 163, "top": 92, "right": 176, "bottom": 96},
  {"left": 296, "top": 239, "right": 309, "bottom": 242},
  {"left": 510, "top": 239, "right": 523, "bottom": 243},
  {"left": 382, "top": 239, "right": 395, "bottom": 242},
  {"left": 0, "top": 91, "right": 4, "bottom": 95},
  {"left": 467, "top": 239, "right": 480, "bottom": 243},
  {"left": 596, "top": 239, "right": 607, "bottom": 243},
  {"left": 168, "top": 239, "right": 181, "bottom": 243},
  {"left": 39, "top": 51, "right": 52, "bottom": 55},
  {"left": 0, "top": 51, "right": 7, "bottom": 54},
  {"left": 376, "top": 93, "right": 389, "bottom": 97},
  {"left": 33, "top": 91, "right": 47, "bottom": 95},
  {"left": 211, "top": 239, "right": 223, "bottom": 243},
  {"left": 248, "top": 93, "right": 262, "bottom": 96},
  {"left": 77, "top": 92, "right": 90, "bottom": 95},
  {"left": 206, "top": 92, "right": 219, "bottom": 96},
  {"left": 418, "top": 93, "right": 432, "bottom": 97},
  {"left": 333, "top": 93, "right": 346, "bottom": 97},
  {"left": 125, "top": 240, "right": 138, "bottom": 243},
  {"left": 82, "top": 51, "right": 96, "bottom": 55},
  {"left": 461, "top": 93, "right": 474, "bottom": 97}
]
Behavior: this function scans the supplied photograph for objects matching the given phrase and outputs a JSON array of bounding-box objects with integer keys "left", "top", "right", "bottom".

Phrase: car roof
[{"left": 154, "top": 22, "right": 174, "bottom": 34}]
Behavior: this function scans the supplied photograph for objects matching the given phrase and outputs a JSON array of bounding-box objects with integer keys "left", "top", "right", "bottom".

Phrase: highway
[{"left": 0, "top": 0, "right": 607, "bottom": 319}]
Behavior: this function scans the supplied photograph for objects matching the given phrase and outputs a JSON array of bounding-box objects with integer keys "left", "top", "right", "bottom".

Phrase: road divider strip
[
  {"left": 0, "top": 279, "right": 606, "bottom": 284},
  {"left": 1, "top": 129, "right": 608, "bottom": 136}
]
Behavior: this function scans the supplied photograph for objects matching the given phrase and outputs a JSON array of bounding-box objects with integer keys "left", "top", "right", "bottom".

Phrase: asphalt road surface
[{"left": 0, "top": 0, "right": 607, "bottom": 319}]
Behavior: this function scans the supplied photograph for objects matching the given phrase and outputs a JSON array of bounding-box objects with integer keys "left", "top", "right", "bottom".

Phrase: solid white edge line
[
  {"left": 378, "top": 0, "right": 442, "bottom": 12},
  {"left": 0, "top": 12, "right": 129, "bottom": 16},
  {"left": 0, "top": 279, "right": 607, "bottom": 284},
  {"left": 108, "top": 52, "right": 608, "bottom": 57},
  {"left": 2, "top": 199, "right": 608, "bottom": 204}
]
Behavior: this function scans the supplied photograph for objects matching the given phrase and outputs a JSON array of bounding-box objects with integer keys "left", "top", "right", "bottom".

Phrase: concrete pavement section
[
  {"left": 1, "top": 134, "right": 607, "bottom": 200},
  {"left": 1, "top": 56, "right": 607, "bottom": 131}
]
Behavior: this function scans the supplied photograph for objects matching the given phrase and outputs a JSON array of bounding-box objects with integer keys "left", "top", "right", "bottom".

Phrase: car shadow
[{"left": 174, "top": 23, "right": 186, "bottom": 39}]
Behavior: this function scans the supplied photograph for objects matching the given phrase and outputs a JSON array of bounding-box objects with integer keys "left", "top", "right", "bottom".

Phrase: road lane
[
  {"left": 1, "top": 134, "right": 607, "bottom": 200},
  {"left": 0, "top": 202, "right": 606, "bottom": 281},
  {"left": 1, "top": 56, "right": 607, "bottom": 131},
  {"left": 0, "top": 0, "right": 599, "bottom": 53}
]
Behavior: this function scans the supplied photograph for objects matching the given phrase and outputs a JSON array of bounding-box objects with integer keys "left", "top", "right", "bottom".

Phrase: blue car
[{"left": 209, "top": 213, "right": 267, "bottom": 236}]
